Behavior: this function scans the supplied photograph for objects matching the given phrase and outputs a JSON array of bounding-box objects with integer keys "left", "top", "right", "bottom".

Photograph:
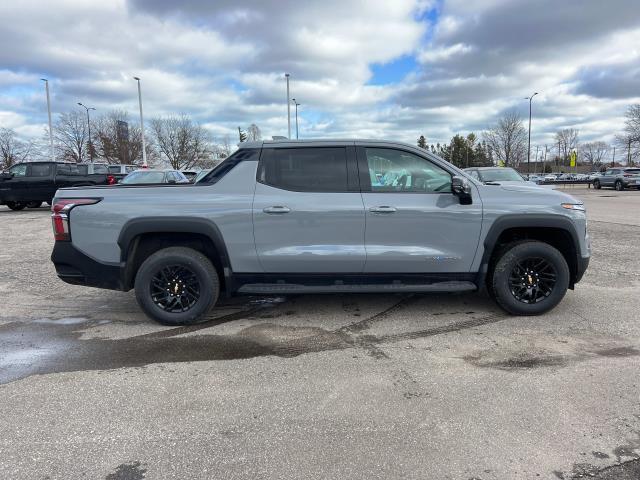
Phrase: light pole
[
  {"left": 285, "top": 73, "right": 291, "bottom": 139},
  {"left": 133, "top": 76, "right": 148, "bottom": 167},
  {"left": 41, "top": 78, "right": 54, "bottom": 161},
  {"left": 525, "top": 92, "right": 538, "bottom": 174},
  {"left": 291, "top": 98, "right": 300, "bottom": 139},
  {"left": 77, "top": 103, "right": 95, "bottom": 162}
]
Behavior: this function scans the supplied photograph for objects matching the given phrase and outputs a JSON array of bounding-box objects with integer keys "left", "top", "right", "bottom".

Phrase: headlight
[{"left": 561, "top": 203, "right": 585, "bottom": 211}]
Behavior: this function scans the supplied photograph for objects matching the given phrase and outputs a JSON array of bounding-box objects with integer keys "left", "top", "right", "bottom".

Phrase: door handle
[
  {"left": 263, "top": 206, "right": 291, "bottom": 214},
  {"left": 369, "top": 206, "right": 397, "bottom": 213}
]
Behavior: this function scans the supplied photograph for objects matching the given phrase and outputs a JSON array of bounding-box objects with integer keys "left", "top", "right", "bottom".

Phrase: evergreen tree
[{"left": 417, "top": 135, "right": 427, "bottom": 149}]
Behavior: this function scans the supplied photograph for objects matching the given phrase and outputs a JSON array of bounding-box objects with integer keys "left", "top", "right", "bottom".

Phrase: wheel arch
[
  {"left": 118, "top": 217, "right": 232, "bottom": 292},
  {"left": 478, "top": 214, "right": 581, "bottom": 289}
]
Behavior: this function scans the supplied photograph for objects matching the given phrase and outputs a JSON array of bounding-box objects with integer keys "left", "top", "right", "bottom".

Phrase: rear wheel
[
  {"left": 490, "top": 241, "right": 569, "bottom": 316},
  {"left": 5, "top": 201, "right": 27, "bottom": 211},
  {"left": 134, "top": 247, "right": 220, "bottom": 325},
  {"left": 593, "top": 179, "right": 601, "bottom": 189},
  {"left": 26, "top": 201, "right": 43, "bottom": 208},
  {"left": 615, "top": 180, "right": 624, "bottom": 191}
]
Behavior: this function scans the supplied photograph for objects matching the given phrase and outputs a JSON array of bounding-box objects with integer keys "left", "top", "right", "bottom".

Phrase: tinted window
[
  {"left": 365, "top": 148, "right": 451, "bottom": 193},
  {"left": 77, "top": 165, "right": 88, "bottom": 175},
  {"left": 30, "top": 164, "right": 52, "bottom": 177},
  {"left": 9, "top": 164, "right": 27, "bottom": 177},
  {"left": 108, "top": 165, "right": 121, "bottom": 174},
  {"left": 56, "top": 164, "right": 71, "bottom": 175},
  {"left": 200, "top": 149, "right": 260, "bottom": 184},
  {"left": 92, "top": 164, "right": 108, "bottom": 174},
  {"left": 260, "top": 147, "right": 348, "bottom": 192}
]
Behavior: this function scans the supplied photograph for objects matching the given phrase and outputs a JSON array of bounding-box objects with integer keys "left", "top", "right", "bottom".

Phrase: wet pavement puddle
[{"left": 0, "top": 294, "right": 514, "bottom": 384}]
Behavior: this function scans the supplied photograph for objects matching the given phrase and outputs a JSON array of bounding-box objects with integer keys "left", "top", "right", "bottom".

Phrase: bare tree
[
  {"left": 0, "top": 128, "right": 32, "bottom": 169},
  {"left": 150, "top": 114, "right": 213, "bottom": 170},
  {"left": 624, "top": 104, "right": 640, "bottom": 141},
  {"left": 246, "top": 123, "right": 262, "bottom": 142},
  {"left": 218, "top": 134, "right": 232, "bottom": 159},
  {"left": 555, "top": 128, "right": 579, "bottom": 167},
  {"left": 483, "top": 110, "right": 527, "bottom": 166},
  {"left": 622, "top": 104, "right": 640, "bottom": 166},
  {"left": 581, "top": 141, "right": 609, "bottom": 167},
  {"left": 53, "top": 111, "right": 88, "bottom": 162},
  {"left": 615, "top": 133, "right": 640, "bottom": 166},
  {"left": 93, "top": 110, "right": 145, "bottom": 165}
]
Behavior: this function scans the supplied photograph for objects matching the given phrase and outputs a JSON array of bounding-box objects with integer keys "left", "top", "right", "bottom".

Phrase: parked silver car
[{"left": 592, "top": 167, "right": 640, "bottom": 190}]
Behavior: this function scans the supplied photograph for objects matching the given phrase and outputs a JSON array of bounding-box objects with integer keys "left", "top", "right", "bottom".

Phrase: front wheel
[
  {"left": 5, "top": 201, "right": 27, "bottom": 211},
  {"left": 134, "top": 247, "right": 220, "bottom": 325},
  {"left": 615, "top": 180, "right": 624, "bottom": 191},
  {"left": 593, "top": 179, "right": 601, "bottom": 189},
  {"left": 490, "top": 241, "right": 570, "bottom": 316}
]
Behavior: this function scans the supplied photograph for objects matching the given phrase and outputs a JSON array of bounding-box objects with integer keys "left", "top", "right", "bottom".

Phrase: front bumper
[
  {"left": 574, "top": 256, "right": 590, "bottom": 285},
  {"left": 51, "top": 241, "right": 126, "bottom": 291}
]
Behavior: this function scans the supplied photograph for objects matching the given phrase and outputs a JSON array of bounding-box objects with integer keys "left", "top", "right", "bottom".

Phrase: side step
[{"left": 237, "top": 281, "right": 478, "bottom": 295}]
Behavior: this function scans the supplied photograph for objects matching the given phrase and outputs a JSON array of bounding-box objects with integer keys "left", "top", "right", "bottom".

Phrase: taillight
[
  {"left": 51, "top": 198, "right": 101, "bottom": 241},
  {"left": 107, "top": 175, "right": 116, "bottom": 185}
]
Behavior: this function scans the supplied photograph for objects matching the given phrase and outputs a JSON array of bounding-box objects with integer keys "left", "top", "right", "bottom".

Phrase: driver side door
[{"left": 358, "top": 145, "right": 483, "bottom": 273}]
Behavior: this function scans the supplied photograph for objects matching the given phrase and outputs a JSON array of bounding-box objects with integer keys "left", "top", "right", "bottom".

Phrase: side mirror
[
  {"left": 167, "top": 178, "right": 176, "bottom": 184},
  {"left": 0, "top": 172, "right": 13, "bottom": 180},
  {"left": 452, "top": 176, "right": 473, "bottom": 205}
]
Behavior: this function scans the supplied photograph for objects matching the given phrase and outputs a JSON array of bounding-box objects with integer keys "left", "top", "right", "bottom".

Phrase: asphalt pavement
[{"left": 0, "top": 186, "right": 639, "bottom": 479}]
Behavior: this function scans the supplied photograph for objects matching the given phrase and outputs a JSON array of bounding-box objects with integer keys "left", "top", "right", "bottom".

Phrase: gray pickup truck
[{"left": 50, "top": 139, "right": 590, "bottom": 325}]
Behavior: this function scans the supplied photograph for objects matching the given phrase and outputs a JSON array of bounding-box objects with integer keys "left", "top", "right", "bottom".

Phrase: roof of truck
[{"left": 238, "top": 138, "right": 421, "bottom": 149}]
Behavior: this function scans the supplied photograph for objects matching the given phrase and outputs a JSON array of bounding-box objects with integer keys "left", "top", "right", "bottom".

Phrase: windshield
[
  {"left": 121, "top": 171, "right": 165, "bottom": 184},
  {"left": 478, "top": 168, "right": 524, "bottom": 182}
]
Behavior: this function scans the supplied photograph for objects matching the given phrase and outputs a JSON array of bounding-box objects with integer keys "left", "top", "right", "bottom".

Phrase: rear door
[
  {"left": 252, "top": 145, "right": 366, "bottom": 273},
  {"left": 358, "top": 145, "right": 483, "bottom": 273},
  {"left": 28, "top": 163, "right": 55, "bottom": 201}
]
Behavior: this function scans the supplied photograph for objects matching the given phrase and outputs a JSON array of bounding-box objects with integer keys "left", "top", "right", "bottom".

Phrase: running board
[{"left": 237, "top": 281, "right": 478, "bottom": 295}]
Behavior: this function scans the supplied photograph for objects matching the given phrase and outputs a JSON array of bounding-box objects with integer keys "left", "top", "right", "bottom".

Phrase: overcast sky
[{"left": 1, "top": 0, "right": 639, "bottom": 152}]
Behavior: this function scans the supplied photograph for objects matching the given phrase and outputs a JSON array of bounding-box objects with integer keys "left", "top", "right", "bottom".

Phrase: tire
[
  {"left": 490, "top": 241, "right": 570, "bottom": 316},
  {"left": 593, "top": 179, "right": 601, "bottom": 189},
  {"left": 5, "top": 201, "right": 27, "bottom": 211},
  {"left": 615, "top": 180, "right": 624, "bottom": 191},
  {"left": 27, "top": 201, "right": 43, "bottom": 208},
  {"left": 134, "top": 247, "right": 220, "bottom": 325}
]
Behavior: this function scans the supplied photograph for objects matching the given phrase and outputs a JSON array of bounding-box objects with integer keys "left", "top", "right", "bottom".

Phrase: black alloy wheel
[
  {"left": 134, "top": 246, "right": 220, "bottom": 325},
  {"left": 151, "top": 264, "right": 201, "bottom": 313},
  {"left": 508, "top": 257, "right": 557, "bottom": 304},
  {"left": 490, "top": 240, "right": 569, "bottom": 316}
]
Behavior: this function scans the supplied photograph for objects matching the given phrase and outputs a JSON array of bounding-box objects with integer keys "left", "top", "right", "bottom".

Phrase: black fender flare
[
  {"left": 476, "top": 214, "right": 581, "bottom": 286},
  {"left": 117, "top": 216, "right": 233, "bottom": 285}
]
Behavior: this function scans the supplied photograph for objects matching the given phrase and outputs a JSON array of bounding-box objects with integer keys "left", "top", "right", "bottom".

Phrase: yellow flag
[{"left": 570, "top": 151, "right": 577, "bottom": 167}]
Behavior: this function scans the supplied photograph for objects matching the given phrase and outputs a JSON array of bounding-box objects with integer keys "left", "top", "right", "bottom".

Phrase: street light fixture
[
  {"left": 291, "top": 98, "right": 300, "bottom": 139},
  {"left": 133, "top": 76, "right": 148, "bottom": 167},
  {"left": 41, "top": 78, "right": 54, "bottom": 161},
  {"left": 525, "top": 92, "right": 538, "bottom": 174},
  {"left": 285, "top": 73, "right": 291, "bottom": 139},
  {"left": 77, "top": 102, "right": 96, "bottom": 162}
]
